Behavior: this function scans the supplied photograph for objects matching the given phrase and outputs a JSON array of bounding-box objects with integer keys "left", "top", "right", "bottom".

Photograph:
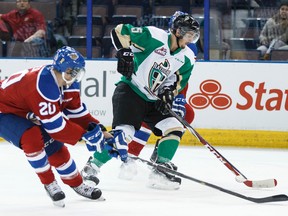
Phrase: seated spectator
[
  {"left": 257, "top": 1, "right": 288, "bottom": 59},
  {"left": 0, "top": 0, "right": 48, "bottom": 57}
]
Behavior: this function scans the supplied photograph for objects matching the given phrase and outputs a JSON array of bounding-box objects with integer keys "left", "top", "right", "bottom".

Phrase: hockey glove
[
  {"left": 115, "top": 48, "right": 134, "bottom": 79},
  {"left": 82, "top": 123, "right": 105, "bottom": 152},
  {"left": 155, "top": 86, "right": 174, "bottom": 115},
  {"left": 104, "top": 137, "right": 119, "bottom": 158},
  {"left": 104, "top": 130, "right": 128, "bottom": 162},
  {"left": 87, "top": 122, "right": 107, "bottom": 132},
  {"left": 172, "top": 94, "right": 186, "bottom": 118}
]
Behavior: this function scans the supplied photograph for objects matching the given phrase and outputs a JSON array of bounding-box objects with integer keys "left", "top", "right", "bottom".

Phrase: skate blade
[
  {"left": 118, "top": 162, "right": 138, "bottom": 180},
  {"left": 118, "top": 171, "right": 136, "bottom": 180},
  {"left": 147, "top": 173, "right": 180, "bottom": 190},
  {"left": 96, "top": 195, "right": 106, "bottom": 201},
  {"left": 147, "top": 181, "right": 180, "bottom": 190},
  {"left": 53, "top": 200, "right": 65, "bottom": 208}
]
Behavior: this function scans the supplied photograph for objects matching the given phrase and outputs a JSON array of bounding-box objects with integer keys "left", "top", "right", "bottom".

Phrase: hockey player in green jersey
[{"left": 81, "top": 11, "right": 200, "bottom": 190}]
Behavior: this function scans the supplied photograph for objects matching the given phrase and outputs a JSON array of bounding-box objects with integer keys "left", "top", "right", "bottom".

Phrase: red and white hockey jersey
[{"left": 0, "top": 65, "right": 99, "bottom": 144}]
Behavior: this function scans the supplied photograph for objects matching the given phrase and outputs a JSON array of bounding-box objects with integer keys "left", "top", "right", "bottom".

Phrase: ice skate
[
  {"left": 81, "top": 156, "right": 100, "bottom": 185},
  {"left": 118, "top": 156, "right": 138, "bottom": 180},
  {"left": 150, "top": 141, "right": 178, "bottom": 171},
  {"left": 149, "top": 140, "right": 160, "bottom": 163},
  {"left": 147, "top": 161, "right": 181, "bottom": 190},
  {"left": 72, "top": 182, "right": 105, "bottom": 200},
  {"left": 44, "top": 180, "right": 66, "bottom": 207}
]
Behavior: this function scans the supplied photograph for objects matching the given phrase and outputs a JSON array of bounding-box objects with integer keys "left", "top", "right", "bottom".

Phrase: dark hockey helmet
[
  {"left": 52, "top": 46, "right": 85, "bottom": 84},
  {"left": 170, "top": 11, "right": 200, "bottom": 43}
]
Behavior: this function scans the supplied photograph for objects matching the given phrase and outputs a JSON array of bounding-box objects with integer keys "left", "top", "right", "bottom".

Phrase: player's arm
[
  {"left": 51, "top": 85, "right": 113, "bottom": 145},
  {"left": 62, "top": 95, "right": 112, "bottom": 140},
  {"left": 111, "top": 24, "right": 135, "bottom": 78},
  {"left": 27, "top": 80, "right": 88, "bottom": 145},
  {"left": 110, "top": 24, "right": 132, "bottom": 50},
  {"left": 24, "top": 10, "right": 46, "bottom": 42},
  {"left": 32, "top": 104, "right": 86, "bottom": 145},
  {"left": 62, "top": 90, "right": 100, "bottom": 129}
]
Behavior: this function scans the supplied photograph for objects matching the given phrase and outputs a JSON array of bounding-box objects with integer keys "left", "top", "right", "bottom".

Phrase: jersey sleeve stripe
[{"left": 41, "top": 113, "right": 67, "bottom": 133}]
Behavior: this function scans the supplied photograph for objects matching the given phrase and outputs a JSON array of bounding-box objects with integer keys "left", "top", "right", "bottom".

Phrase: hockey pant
[
  {"left": 0, "top": 114, "right": 82, "bottom": 187},
  {"left": 128, "top": 102, "right": 194, "bottom": 156}
]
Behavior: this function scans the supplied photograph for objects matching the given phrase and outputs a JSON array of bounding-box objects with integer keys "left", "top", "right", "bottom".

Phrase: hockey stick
[
  {"left": 131, "top": 156, "right": 288, "bottom": 203},
  {"left": 135, "top": 79, "right": 277, "bottom": 188},
  {"left": 164, "top": 107, "right": 277, "bottom": 188}
]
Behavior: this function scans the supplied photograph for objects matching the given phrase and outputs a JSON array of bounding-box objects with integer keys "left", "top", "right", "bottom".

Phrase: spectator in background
[
  {"left": 56, "top": 0, "right": 78, "bottom": 37},
  {"left": 257, "top": 0, "right": 288, "bottom": 59},
  {"left": 0, "top": 0, "right": 48, "bottom": 57}
]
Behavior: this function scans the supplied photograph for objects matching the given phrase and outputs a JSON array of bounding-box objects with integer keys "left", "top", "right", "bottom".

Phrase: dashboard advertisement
[{"left": 0, "top": 59, "right": 287, "bottom": 131}]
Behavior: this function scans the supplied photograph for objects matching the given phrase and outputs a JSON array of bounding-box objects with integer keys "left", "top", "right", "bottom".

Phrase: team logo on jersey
[
  {"left": 154, "top": 47, "right": 167, "bottom": 56},
  {"left": 148, "top": 60, "right": 171, "bottom": 92}
]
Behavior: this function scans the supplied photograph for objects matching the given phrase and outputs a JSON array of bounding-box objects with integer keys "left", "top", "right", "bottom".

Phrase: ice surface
[{"left": 0, "top": 142, "right": 287, "bottom": 216}]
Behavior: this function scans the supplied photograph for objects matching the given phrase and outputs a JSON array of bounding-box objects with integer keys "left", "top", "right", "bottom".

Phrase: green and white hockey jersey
[{"left": 112, "top": 24, "right": 196, "bottom": 102}]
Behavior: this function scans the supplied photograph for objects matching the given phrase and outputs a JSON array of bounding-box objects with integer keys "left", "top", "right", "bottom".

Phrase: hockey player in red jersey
[{"left": 0, "top": 46, "right": 128, "bottom": 207}]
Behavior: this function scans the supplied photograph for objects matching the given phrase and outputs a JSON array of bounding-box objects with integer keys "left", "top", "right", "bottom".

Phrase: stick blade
[
  {"left": 249, "top": 194, "right": 288, "bottom": 203},
  {"left": 235, "top": 176, "right": 277, "bottom": 188},
  {"left": 244, "top": 179, "right": 277, "bottom": 188}
]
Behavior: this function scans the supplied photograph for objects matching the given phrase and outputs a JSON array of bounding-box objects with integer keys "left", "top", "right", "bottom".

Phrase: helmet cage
[
  {"left": 62, "top": 67, "right": 85, "bottom": 84},
  {"left": 178, "top": 26, "right": 200, "bottom": 43}
]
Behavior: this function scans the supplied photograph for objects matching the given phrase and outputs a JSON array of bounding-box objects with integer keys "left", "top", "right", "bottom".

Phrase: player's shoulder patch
[{"left": 37, "top": 65, "right": 60, "bottom": 102}]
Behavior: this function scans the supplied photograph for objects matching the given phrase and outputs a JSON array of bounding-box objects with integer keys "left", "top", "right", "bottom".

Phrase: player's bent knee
[
  {"left": 48, "top": 145, "right": 70, "bottom": 167},
  {"left": 155, "top": 117, "right": 184, "bottom": 137},
  {"left": 20, "top": 126, "right": 44, "bottom": 154},
  {"left": 114, "top": 124, "right": 135, "bottom": 143}
]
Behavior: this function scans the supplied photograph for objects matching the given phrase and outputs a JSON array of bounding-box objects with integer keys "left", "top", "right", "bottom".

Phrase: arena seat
[
  {"left": 230, "top": 50, "right": 261, "bottom": 60},
  {"left": 153, "top": 6, "right": 182, "bottom": 16},
  {"left": 114, "top": 5, "right": 143, "bottom": 20},
  {"left": 74, "top": 46, "right": 102, "bottom": 58},
  {"left": 229, "top": 38, "right": 259, "bottom": 50},
  {"left": 30, "top": 0, "right": 57, "bottom": 22},
  {"left": 270, "top": 50, "right": 288, "bottom": 61},
  {"left": 111, "top": 15, "right": 137, "bottom": 25}
]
